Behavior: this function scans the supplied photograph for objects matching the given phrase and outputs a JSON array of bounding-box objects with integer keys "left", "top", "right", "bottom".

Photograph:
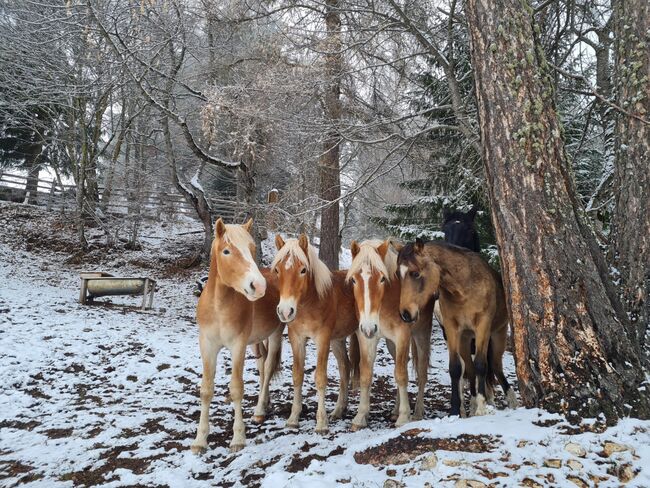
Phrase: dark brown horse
[{"left": 396, "top": 239, "right": 517, "bottom": 416}]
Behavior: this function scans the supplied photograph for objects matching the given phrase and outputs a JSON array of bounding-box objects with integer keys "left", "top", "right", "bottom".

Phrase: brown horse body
[
  {"left": 397, "top": 240, "right": 517, "bottom": 416},
  {"left": 272, "top": 235, "right": 358, "bottom": 433},
  {"left": 191, "top": 219, "right": 283, "bottom": 453},
  {"left": 347, "top": 240, "right": 434, "bottom": 430}
]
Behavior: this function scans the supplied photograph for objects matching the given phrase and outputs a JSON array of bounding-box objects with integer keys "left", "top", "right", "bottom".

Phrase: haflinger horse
[
  {"left": 272, "top": 234, "right": 359, "bottom": 433},
  {"left": 347, "top": 240, "right": 433, "bottom": 430},
  {"left": 191, "top": 218, "right": 284, "bottom": 453},
  {"left": 395, "top": 238, "right": 517, "bottom": 417}
]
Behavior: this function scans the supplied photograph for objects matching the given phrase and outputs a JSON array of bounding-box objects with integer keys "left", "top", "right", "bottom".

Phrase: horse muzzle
[{"left": 359, "top": 322, "right": 378, "bottom": 339}]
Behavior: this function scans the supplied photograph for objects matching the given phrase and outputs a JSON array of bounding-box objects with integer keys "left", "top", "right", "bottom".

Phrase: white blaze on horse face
[
  {"left": 400, "top": 265, "right": 408, "bottom": 280},
  {"left": 236, "top": 243, "right": 266, "bottom": 301},
  {"left": 358, "top": 267, "right": 379, "bottom": 338}
]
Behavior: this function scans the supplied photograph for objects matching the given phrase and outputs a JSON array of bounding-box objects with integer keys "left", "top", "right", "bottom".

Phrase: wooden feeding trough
[{"left": 79, "top": 272, "right": 156, "bottom": 311}]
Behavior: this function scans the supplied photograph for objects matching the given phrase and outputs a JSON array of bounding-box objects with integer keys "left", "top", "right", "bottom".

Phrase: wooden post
[
  {"left": 141, "top": 278, "right": 150, "bottom": 311},
  {"left": 79, "top": 278, "right": 88, "bottom": 305},
  {"left": 46, "top": 180, "right": 56, "bottom": 211}
]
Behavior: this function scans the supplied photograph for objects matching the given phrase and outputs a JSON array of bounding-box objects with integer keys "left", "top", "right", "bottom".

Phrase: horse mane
[
  {"left": 271, "top": 238, "right": 333, "bottom": 299},
  {"left": 347, "top": 240, "right": 398, "bottom": 282}
]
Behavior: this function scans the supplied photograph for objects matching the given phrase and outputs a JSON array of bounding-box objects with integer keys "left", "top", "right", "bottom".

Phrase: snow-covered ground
[{"left": 0, "top": 202, "right": 649, "bottom": 487}]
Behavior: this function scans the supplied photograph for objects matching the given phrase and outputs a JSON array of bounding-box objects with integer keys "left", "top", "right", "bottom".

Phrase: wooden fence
[{"left": 0, "top": 172, "right": 238, "bottom": 222}]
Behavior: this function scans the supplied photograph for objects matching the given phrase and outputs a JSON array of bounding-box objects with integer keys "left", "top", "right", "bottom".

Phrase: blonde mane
[
  {"left": 271, "top": 238, "right": 333, "bottom": 299},
  {"left": 346, "top": 239, "right": 398, "bottom": 282}
]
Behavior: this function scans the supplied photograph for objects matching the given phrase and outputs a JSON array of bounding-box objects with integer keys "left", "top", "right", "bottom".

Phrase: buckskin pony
[{"left": 396, "top": 239, "right": 517, "bottom": 416}]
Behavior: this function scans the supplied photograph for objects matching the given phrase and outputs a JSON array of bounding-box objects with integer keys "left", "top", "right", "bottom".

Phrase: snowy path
[{"left": 1, "top": 206, "right": 649, "bottom": 487}]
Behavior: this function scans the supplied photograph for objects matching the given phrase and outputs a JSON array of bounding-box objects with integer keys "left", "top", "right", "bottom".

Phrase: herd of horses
[{"left": 190, "top": 208, "right": 518, "bottom": 454}]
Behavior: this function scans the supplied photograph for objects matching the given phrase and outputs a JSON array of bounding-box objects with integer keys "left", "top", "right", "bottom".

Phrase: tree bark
[
  {"left": 465, "top": 0, "right": 650, "bottom": 420},
  {"left": 318, "top": 0, "right": 342, "bottom": 270},
  {"left": 610, "top": 0, "right": 650, "bottom": 348}
]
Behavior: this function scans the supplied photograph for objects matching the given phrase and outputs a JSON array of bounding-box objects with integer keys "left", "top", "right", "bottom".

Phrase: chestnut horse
[
  {"left": 347, "top": 240, "right": 433, "bottom": 430},
  {"left": 396, "top": 239, "right": 517, "bottom": 417},
  {"left": 191, "top": 218, "right": 284, "bottom": 453},
  {"left": 272, "top": 234, "right": 358, "bottom": 433}
]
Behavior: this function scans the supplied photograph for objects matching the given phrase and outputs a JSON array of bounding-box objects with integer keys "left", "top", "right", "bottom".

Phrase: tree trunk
[
  {"left": 318, "top": 0, "right": 342, "bottom": 270},
  {"left": 610, "top": 0, "right": 650, "bottom": 348},
  {"left": 465, "top": 0, "right": 650, "bottom": 420}
]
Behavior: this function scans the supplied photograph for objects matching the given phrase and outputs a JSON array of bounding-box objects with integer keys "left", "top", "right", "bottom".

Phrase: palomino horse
[
  {"left": 396, "top": 239, "right": 517, "bottom": 416},
  {"left": 347, "top": 240, "right": 433, "bottom": 430},
  {"left": 191, "top": 218, "right": 284, "bottom": 453},
  {"left": 272, "top": 234, "right": 358, "bottom": 433}
]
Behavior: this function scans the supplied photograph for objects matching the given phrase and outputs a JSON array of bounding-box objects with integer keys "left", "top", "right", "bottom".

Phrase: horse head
[
  {"left": 442, "top": 206, "right": 480, "bottom": 252},
  {"left": 346, "top": 240, "right": 395, "bottom": 339},
  {"left": 396, "top": 237, "right": 441, "bottom": 323},
  {"left": 212, "top": 217, "right": 266, "bottom": 301},
  {"left": 272, "top": 234, "right": 332, "bottom": 323}
]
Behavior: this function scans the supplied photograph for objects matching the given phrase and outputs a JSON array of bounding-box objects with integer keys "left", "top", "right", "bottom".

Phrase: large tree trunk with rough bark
[
  {"left": 610, "top": 0, "right": 650, "bottom": 348},
  {"left": 318, "top": 0, "right": 342, "bottom": 270},
  {"left": 465, "top": 0, "right": 650, "bottom": 420}
]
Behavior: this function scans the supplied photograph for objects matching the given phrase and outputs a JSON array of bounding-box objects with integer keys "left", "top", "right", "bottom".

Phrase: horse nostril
[
  {"left": 289, "top": 307, "right": 294, "bottom": 317},
  {"left": 249, "top": 282, "right": 256, "bottom": 291},
  {"left": 400, "top": 310, "right": 412, "bottom": 323},
  {"left": 373, "top": 324, "right": 378, "bottom": 334}
]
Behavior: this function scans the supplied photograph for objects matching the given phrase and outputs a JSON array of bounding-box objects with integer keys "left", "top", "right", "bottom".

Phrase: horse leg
[
  {"left": 491, "top": 327, "right": 518, "bottom": 408},
  {"left": 286, "top": 330, "right": 306, "bottom": 429},
  {"left": 460, "top": 335, "right": 476, "bottom": 416},
  {"left": 472, "top": 318, "right": 492, "bottom": 416},
  {"left": 445, "top": 322, "right": 464, "bottom": 417},
  {"left": 394, "top": 328, "right": 411, "bottom": 427},
  {"left": 385, "top": 339, "right": 400, "bottom": 421},
  {"left": 352, "top": 333, "right": 378, "bottom": 431},
  {"left": 191, "top": 334, "right": 221, "bottom": 454},
  {"left": 412, "top": 325, "right": 431, "bottom": 421},
  {"left": 314, "top": 332, "right": 331, "bottom": 434},
  {"left": 330, "top": 338, "right": 350, "bottom": 420},
  {"left": 228, "top": 339, "right": 247, "bottom": 451},
  {"left": 349, "top": 333, "right": 361, "bottom": 390},
  {"left": 253, "top": 329, "right": 282, "bottom": 423}
]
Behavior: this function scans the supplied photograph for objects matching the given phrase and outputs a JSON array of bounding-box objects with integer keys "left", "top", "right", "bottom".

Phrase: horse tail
[
  {"left": 349, "top": 333, "right": 360, "bottom": 390},
  {"left": 486, "top": 338, "right": 496, "bottom": 387}
]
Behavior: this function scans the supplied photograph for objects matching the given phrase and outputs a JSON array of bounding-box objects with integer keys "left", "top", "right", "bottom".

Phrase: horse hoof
[
  {"left": 315, "top": 427, "right": 329, "bottom": 435},
  {"left": 190, "top": 444, "right": 207, "bottom": 455},
  {"left": 229, "top": 443, "right": 245, "bottom": 453},
  {"left": 390, "top": 413, "right": 398, "bottom": 422},
  {"left": 412, "top": 413, "right": 423, "bottom": 421},
  {"left": 252, "top": 415, "right": 265, "bottom": 424},
  {"left": 351, "top": 423, "right": 365, "bottom": 432},
  {"left": 286, "top": 421, "right": 299, "bottom": 430},
  {"left": 395, "top": 417, "right": 411, "bottom": 428}
]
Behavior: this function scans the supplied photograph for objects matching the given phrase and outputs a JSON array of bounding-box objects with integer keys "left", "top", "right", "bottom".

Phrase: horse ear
[
  {"left": 298, "top": 234, "right": 309, "bottom": 254},
  {"left": 243, "top": 217, "right": 254, "bottom": 232},
  {"left": 389, "top": 239, "right": 404, "bottom": 253},
  {"left": 275, "top": 234, "right": 285, "bottom": 250},
  {"left": 467, "top": 206, "right": 478, "bottom": 220},
  {"left": 377, "top": 240, "right": 390, "bottom": 260},
  {"left": 215, "top": 218, "right": 226, "bottom": 238},
  {"left": 350, "top": 240, "right": 360, "bottom": 258},
  {"left": 414, "top": 237, "right": 425, "bottom": 253}
]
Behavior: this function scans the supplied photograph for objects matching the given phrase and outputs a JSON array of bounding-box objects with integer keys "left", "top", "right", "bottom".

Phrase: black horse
[{"left": 442, "top": 206, "right": 480, "bottom": 252}]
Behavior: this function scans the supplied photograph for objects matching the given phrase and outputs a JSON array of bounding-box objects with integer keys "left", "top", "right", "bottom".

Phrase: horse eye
[
  {"left": 380, "top": 276, "right": 386, "bottom": 283},
  {"left": 351, "top": 278, "right": 356, "bottom": 285},
  {"left": 273, "top": 267, "right": 278, "bottom": 274},
  {"left": 300, "top": 267, "right": 307, "bottom": 275},
  {"left": 411, "top": 271, "right": 420, "bottom": 278},
  {"left": 223, "top": 249, "right": 230, "bottom": 255}
]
